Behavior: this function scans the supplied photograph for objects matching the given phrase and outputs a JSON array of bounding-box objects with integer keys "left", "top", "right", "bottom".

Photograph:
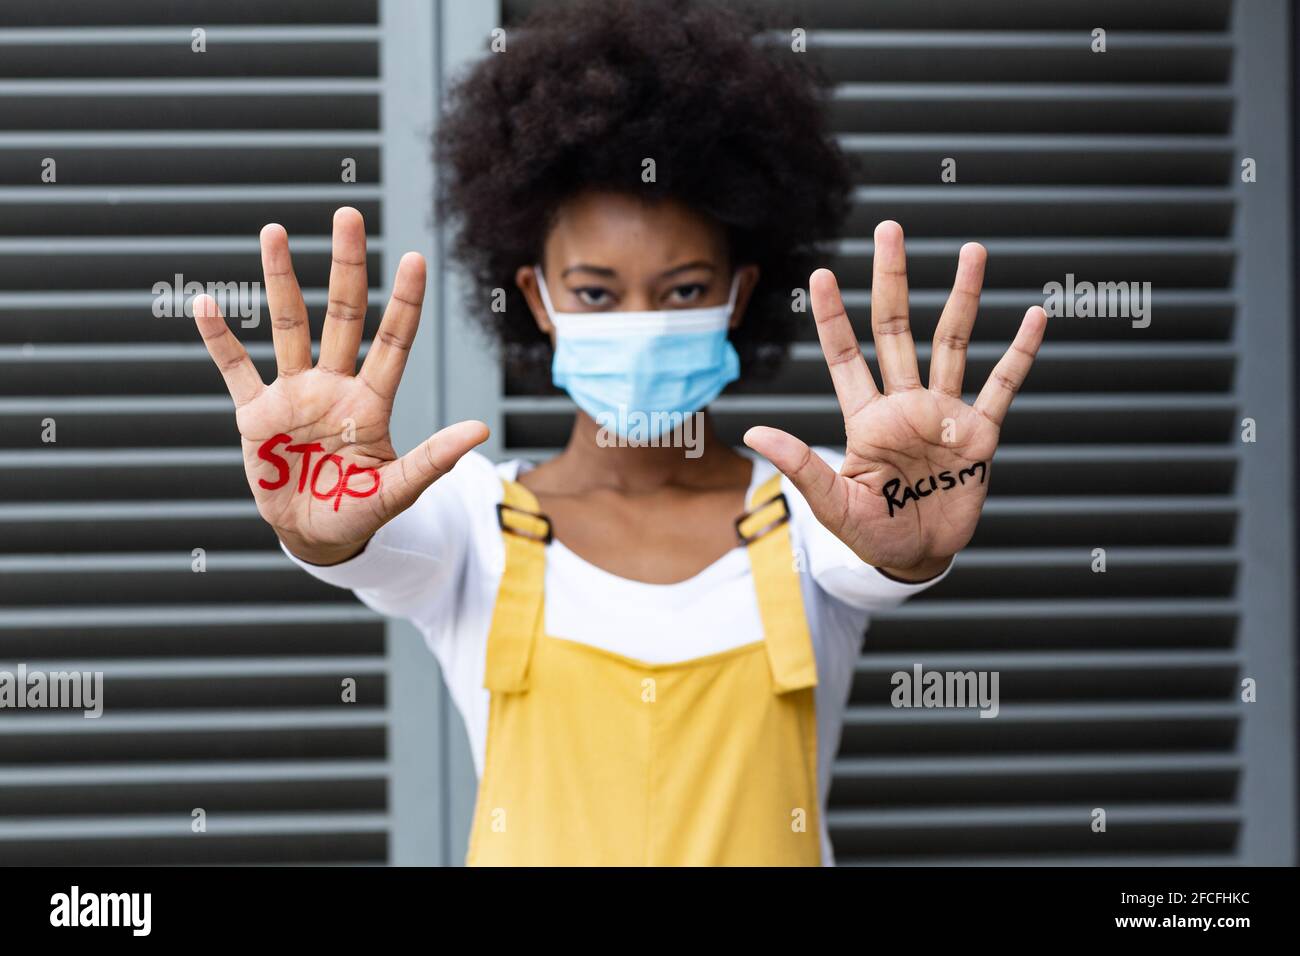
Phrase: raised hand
[
  {"left": 194, "top": 207, "right": 489, "bottom": 565},
  {"left": 744, "top": 220, "right": 1047, "bottom": 580}
]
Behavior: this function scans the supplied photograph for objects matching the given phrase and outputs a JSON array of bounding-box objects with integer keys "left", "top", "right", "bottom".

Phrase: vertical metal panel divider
[
  {"left": 437, "top": 0, "right": 505, "bottom": 867},
  {"left": 1233, "top": 0, "right": 1296, "bottom": 865},
  {"left": 380, "top": 0, "right": 444, "bottom": 866}
]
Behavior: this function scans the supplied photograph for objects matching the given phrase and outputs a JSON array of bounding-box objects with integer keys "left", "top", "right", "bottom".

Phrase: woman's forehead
[{"left": 544, "top": 192, "right": 727, "bottom": 276}]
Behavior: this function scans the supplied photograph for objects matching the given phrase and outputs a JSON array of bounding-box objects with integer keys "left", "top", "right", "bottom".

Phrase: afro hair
[{"left": 437, "top": 0, "right": 853, "bottom": 388}]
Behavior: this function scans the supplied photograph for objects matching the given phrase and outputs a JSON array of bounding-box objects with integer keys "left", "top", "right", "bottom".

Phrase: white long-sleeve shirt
[{"left": 283, "top": 446, "right": 951, "bottom": 864}]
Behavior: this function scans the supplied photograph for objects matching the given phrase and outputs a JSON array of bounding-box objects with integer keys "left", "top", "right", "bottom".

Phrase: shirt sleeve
[
  {"left": 783, "top": 446, "right": 955, "bottom": 612},
  {"left": 279, "top": 449, "right": 496, "bottom": 627}
]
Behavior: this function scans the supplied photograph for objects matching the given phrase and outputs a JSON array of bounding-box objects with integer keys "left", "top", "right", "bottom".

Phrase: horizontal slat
[
  {"left": 0, "top": 811, "right": 387, "bottom": 839},
  {"left": 0, "top": 185, "right": 381, "bottom": 234},
  {"left": 0, "top": 706, "right": 386, "bottom": 734},
  {"left": 0, "top": 603, "right": 381, "bottom": 661},
  {"left": 856, "top": 649, "right": 1240, "bottom": 670},
  {"left": 827, "top": 803, "right": 1239, "bottom": 857},
  {"left": 835, "top": 752, "right": 1241, "bottom": 777},
  {"left": 808, "top": 31, "right": 1231, "bottom": 83},
  {"left": 507, "top": 0, "right": 1232, "bottom": 32},
  {"left": 828, "top": 801, "right": 1238, "bottom": 833},
  {"left": 0, "top": 78, "right": 381, "bottom": 93},
  {"left": 0, "top": 603, "right": 379, "bottom": 629},
  {"left": 762, "top": 341, "right": 1237, "bottom": 394},
  {"left": 0, "top": 235, "right": 377, "bottom": 289},
  {"left": 0, "top": 760, "right": 388, "bottom": 817},
  {"left": 832, "top": 754, "right": 1237, "bottom": 806},
  {"left": 2, "top": 656, "right": 386, "bottom": 676},
  {"left": 0, "top": 396, "right": 239, "bottom": 442},
  {"left": 830, "top": 237, "right": 1235, "bottom": 288},
  {"left": 0, "top": 448, "right": 242, "bottom": 500},
  {"left": 0, "top": 0, "right": 379, "bottom": 28},
  {"left": 839, "top": 701, "right": 1239, "bottom": 756},
  {"left": 0, "top": 653, "right": 385, "bottom": 715},
  {"left": 838, "top": 133, "right": 1233, "bottom": 185},
  {"left": 0, "top": 499, "right": 271, "bottom": 553},
  {"left": 831, "top": 83, "right": 1233, "bottom": 134},
  {"left": 0, "top": 759, "right": 388, "bottom": 785},
  {"left": 844, "top": 701, "right": 1240, "bottom": 725},
  {"left": 842, "top": 854, "right": 1240, "bottom": 866},
  {"left": 864, "top": 599, "right": 1238, "bottom": 653},
  {"left": 0, "top": 812, "right": 387, "bottom": 865},
  {"left": 0, "top": 26, "right": 380, "bottom": 43},
  {"left": 0, "top": 78, "right": 380, "bottom": 130},
  {"left": 0, "top": 342, "right": 368, "bottom": 395},
  {"left": 0, "top": 26, "right": 379, "bottom": 78},
  {"left": 0, "top": 131, "right": 381, "bottom": 186},
  {"left": 919, "top": 547, "right": 1238, "bottom": 600},
  {"left": 0, "top": 551, "right": 353, "bottom": 605},
  {"left": 846, "top": 185, "right": 1233, "bottom": 236},
  {"left": 0, "top": 707, "right": 386, "bottom": 768},
  {"left": 827, "top": 804, "right": 1239, "bottom": 828},
  {"left": 1, "top": 835, "right": 383, "bottom": 866},
  {"left": 0, "top": 287, "right": 386, "bottom": 344},
  {"left": 830, "top": 288, "right": 1235, "bottom": 342},
  {"left": 851, "top": 647, "right": 1239, "bottom": 701}
]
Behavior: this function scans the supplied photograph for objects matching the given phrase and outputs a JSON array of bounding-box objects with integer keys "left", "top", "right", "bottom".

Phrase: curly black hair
[{"left": 436, "top": 0, "right": 853, "bottom": 388}]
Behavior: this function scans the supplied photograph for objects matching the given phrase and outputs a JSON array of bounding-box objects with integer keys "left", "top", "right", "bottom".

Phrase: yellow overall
[{"left": 465, "top": 472, "right": 822, "bottom": 866}]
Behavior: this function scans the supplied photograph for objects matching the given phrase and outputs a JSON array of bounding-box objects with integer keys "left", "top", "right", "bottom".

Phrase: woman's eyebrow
[
  {"left": 559, "top": 263, "right": 617, "bottom": 279},
  {"left": 658, "top": 260, "right": 716, "bottom": 279}
]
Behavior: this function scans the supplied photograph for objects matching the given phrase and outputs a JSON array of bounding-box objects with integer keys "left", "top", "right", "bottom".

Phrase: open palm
[
  {"left": 194, "top": 208, "right": 488, "bottom": 565},
  {"left": 745, "top": 221, "right": 1047, "bottom": 578}
]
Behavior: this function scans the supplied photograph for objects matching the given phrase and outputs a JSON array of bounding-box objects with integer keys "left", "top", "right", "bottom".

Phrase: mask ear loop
[
  {"left": 532, "top": 264, "right": 558, "bottom": 320},
  {"left": 724, "top": 271, "right": 743, "bottom": 324}
]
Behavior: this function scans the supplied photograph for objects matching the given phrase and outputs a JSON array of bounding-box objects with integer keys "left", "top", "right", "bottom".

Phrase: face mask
[{"left": 535, "top": 266, "right": 742, "bottom": 439}]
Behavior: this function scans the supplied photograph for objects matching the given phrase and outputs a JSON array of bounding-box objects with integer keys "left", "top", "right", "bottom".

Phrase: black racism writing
[{"left": 883, "top": 462, "right": 987, "bottom": 518}]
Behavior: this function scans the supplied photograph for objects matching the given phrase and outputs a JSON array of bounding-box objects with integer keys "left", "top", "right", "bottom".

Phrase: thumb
[
  {"left": 386, "top": 419, "right": 491, "bottom": 511},
  {"left": 742, "top": 426, "right": 846, "bottom": 530}
]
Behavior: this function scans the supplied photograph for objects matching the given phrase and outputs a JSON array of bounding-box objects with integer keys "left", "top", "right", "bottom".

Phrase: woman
[{"left": 193, "top": 0, "right": 1046, "bottom": 865}]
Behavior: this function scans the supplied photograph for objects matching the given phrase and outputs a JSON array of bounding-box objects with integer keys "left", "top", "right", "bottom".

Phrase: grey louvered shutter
[
  {"left": 0, "top": 0, "right": 443, "bottom": 865},
  {"left": 480, "top": 0, "right": 1296, "bottom": 864}
]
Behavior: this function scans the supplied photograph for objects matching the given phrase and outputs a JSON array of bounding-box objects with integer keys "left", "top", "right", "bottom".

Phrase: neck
[{"left": 545, "top": 410, "right": 750, "bottom": 494}]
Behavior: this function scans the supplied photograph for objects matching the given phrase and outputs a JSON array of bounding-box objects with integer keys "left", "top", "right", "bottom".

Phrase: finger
[
  {"left": 973, "top": 306, "right": 1048, "bottom": 428},
  {"left": 810, "top": 268, "right": 879, "bottom": 419},
  {"left": 318, "top": 207, "right": 369, "bottom": 375},
  {"left": 193, "top": 293, "right": 265, "bottom": 408},
  {"left": 870, "top": 220, "right": 922, "bottom": 392},
  {"left": 260, "top": 223, "right": 313, "bottom": 376},
  {"left": 386, "top": 419, "right": 491, "bottom": 511},
  {"left": 359, "top": 252, "right": 426, "bottom": 402},
  {"left": 743, "top": 425, "right": 848, "bottom": 533},
  {"left": 929, "top": 242, "right": 987, "bottom": 397}
]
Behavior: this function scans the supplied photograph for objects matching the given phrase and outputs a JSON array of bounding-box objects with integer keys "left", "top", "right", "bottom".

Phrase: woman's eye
[
  {"left": 667, "top": 283, "right": 708, "bottom": 305},
  {"left": 572, "top": 287, "right": 612, "bottom": 307}
]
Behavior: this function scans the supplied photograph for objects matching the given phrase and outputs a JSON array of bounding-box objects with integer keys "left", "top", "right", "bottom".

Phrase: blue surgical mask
[{"left": 535, "top": 266, "right": 742, "bottom": 439}]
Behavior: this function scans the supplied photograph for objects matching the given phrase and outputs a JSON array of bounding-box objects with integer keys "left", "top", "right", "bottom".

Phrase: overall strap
[
  {"left": 737, "top": 471, "right": 819, "bottom": 694},
  {"left": 483, "top": 478, "right": 551, "bottom": 693}
]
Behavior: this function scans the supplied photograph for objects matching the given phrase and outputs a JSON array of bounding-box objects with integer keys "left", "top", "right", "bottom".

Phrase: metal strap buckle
[
  {"left": 734, "top": 492, "right": 790, "bottom": 545},
  {"left": 496, "top": 502, "right": 553, "bottom": 544}
]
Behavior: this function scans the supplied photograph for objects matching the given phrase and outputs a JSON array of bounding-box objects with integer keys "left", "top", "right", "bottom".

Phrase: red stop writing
[{"left": 257, "top": 434, "right": 381, "bottom": 511}]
